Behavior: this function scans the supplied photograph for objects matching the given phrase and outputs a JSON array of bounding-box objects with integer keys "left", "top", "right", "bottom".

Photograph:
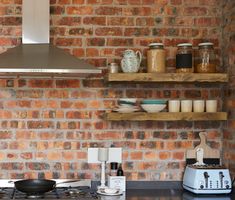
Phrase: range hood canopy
[{"left": 0, "top": 0, "right": 101, "bottom": 77}]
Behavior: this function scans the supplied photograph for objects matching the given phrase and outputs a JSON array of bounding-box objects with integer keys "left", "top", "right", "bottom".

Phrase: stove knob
[{"left": 200, "top": 185, "right": 204, "bottom": 189}]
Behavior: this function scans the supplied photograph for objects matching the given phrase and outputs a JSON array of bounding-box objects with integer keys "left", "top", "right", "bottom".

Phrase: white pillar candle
[{"left": 98, "top": 148, "right": 109, "bottom": 162}]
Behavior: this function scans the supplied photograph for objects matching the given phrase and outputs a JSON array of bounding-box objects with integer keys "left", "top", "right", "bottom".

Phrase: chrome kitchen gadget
[
  {"left": 183, "top": 165, "right": 232, "bottom": 194},
  {"left": 183, "top": 132, "right": 232, "bottom": 194}
]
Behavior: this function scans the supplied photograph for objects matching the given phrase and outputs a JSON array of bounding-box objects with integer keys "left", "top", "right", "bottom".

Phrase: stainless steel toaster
[{"left": 183, "top": 165, "right": 232, "bottom": 194}]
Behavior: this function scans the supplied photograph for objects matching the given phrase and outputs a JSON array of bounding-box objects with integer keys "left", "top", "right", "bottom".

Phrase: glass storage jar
[
  {"left": 176, "top": 43, "right": 193, "bottom": 73},
  {"left": 195, "top": 42, "right": 216, "bottom": 73},
  {"left": 147, "top": 43, "right": 166, "bottom": 73}
]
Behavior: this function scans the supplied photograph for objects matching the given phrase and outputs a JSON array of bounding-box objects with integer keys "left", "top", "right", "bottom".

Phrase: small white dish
[
  {"left": 119, "top": 98, "right": 137, "bottom": 103},
  {"left": 113, "top": 107, "right": 139, "bottom": 113},
  {"left": 97, "top": 188, "right": 123, "bottom": 196},
  {"left": 118, "top": 104, "right": 137, "bottom": 109},
  {"left": 141, "top": 104, "right": 166, "bottom": 113},
  {"left": 104, "top": 188, "right": 118, "bottom": 194}
]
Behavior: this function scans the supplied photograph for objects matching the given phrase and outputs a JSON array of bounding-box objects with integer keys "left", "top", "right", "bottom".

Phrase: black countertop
[
  {"left": 94, "top": 181, "right": 235, "bottom": 200},
  {"left": 123, "top": 189, "right": 235, "bottom": 200}
]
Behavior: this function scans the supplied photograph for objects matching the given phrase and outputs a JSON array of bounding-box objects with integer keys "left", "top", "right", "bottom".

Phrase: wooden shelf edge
[
  {"left": 107, "top": 73, "right": 228, "bottom": 83},
  {"left": 104, "top": 112, "right": 227, "bottom": 121}
]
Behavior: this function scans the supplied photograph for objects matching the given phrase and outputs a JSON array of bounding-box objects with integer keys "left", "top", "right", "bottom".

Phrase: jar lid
[
  {"left": 198, "top": 42, "right": 214, "bottom": 46},
  {"left": 177, "top": 43, "right": 192, "bottom": 47},
  {"left": 149, "top": 43, "right": 164, "bottom": 47}
]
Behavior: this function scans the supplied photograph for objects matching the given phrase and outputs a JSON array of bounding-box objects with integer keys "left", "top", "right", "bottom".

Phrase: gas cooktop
[
  {"left": 0, "top": 186, "right": 99, "bottom": 199},
  {"left": 0, "top": 179, "right": 99, "bottom": 199}
]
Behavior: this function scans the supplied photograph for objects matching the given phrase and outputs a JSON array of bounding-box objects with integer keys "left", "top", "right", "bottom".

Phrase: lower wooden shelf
[{"left": 104, "top": 112, "right": 227, "bottom": 121}]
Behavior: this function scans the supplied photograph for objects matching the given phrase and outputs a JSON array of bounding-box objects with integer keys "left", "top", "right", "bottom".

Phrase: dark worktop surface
[
  {"left": 123, "top": 189, "right": 235, "bottom": 200},
  {"left": 94, "top": 181, "right": 235, "bottom": 200}
]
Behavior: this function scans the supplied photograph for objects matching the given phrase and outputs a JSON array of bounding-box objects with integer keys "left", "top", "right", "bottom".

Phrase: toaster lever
[
  {"left": 219, "top": 171, "right": 224, "bottom": 188},
  {"left": 204, "top": 172, "right": 209, "bottom": 188}
]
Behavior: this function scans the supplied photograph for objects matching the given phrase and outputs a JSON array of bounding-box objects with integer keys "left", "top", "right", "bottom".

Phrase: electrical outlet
[{"left": 87, "top": 148, "right": 122, "bottom": 163}]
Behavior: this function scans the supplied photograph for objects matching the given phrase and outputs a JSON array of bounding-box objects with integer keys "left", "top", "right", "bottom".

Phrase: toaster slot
[
  {"left": 219, "top": 171, "right": 224, "bottom": 188},
  {"left": 203, "top": 172, "right": 209, "bottom": 188}
]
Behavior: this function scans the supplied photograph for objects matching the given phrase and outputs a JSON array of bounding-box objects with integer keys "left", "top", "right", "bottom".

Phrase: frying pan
[{"left": 9, "top": 179, "right": 80, "bottom": 195}]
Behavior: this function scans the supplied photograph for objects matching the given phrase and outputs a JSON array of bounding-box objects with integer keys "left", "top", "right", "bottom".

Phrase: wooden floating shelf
[
  {"left": 105, "top": 112, "right": 227, "bottom": 121},
  {"left": 107, "top": 73, "right": 228, "bottom": 83}
]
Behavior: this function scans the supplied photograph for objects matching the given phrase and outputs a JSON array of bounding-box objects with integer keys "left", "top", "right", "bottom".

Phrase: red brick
[
  {"left": 123, "top": 7, "right": 152, "bottom": 16},
  {"left": 95, "top": 7, "right": 122, "bottom": 15},
  {"left": 170, "top": 0, "right": 182, "bottom": 5},
  {"left": 86, "top": 48, "right": 99, "bottom": 57},
  {"left": 184, "top": 0, "right": 199, "bottom": 5},
  {"left": 0, "top": 37, "right": 18, "bottom": 45},
  {"left": 72, "top": 0, "right": 85, "bottom": 4},
  {"left": 77, "top": 151, "right": 87, "bottom": 159},
  {"left": 45, "top": 90, "right": 69, "bottom": 98},
  {"left": 93, "top": 131, "right": 120, "bottom": 139},
  {"left": 86, "top": 38, "right": 105, "bottom": 46},
  {"left": 62, "top": 152, "right": 74, "bottom": 160},
  {"left": 114, "top": 0, "right": 127, "bottom": 4},
  {"left": 159, "top": 151, "right": 171, "bottom": 160},
  {"left": 27, "top": 121, "right": 55, "bottom": 129},
  {"left": 54, "top": 38, "right": 82, "bottom": 46},
  {"left": 194, "top": 17, "right": 220, "bottom": 27},
  {"left": 87, "top": 58, "right": 106, "bottom": 67},
  {"left": 95, "top": 27, "right": 122, "bottom": 36},
  {"left": 83, "top": 17, "right": 106, "bottom": 25},
  {"left": 66, "top": 111, "right": 91, "bottom": 119},
  {"left": 28, "top": 80, "right": 53, "bottom": 88},
  {"left": 108, "top": 17, "right": 134, "bottom": 26},
  {"left": 56, "top": 80, "right": 80, "bottom": 88},
  {"left": 128, "top": 0, "right": 141, "bottom": 5},
  {"left": 69, "top": 27, "right": 93, "bottom": 36},
  {"left": 130, "top": 151, "right": 143, "bottom": 160},
  {"left": 136, "top": 17, "right": 154, "bottom": 26},
  {"left": 144, "top": 151, "right": 158, "bottom": 160},
  {"left": 173, "top": 152, "right": 184, "bottom": 160},
  {"left": 52, "top": 16, "right": 81, "bottom": 26},
  {"left": 50, "top": 6, "right": 65, "bottom": 15},
  {"left": 72, "top": 48, "right": 85, "bottom": 57},
  {"left": 16, "top": 131, "right": 37, "bottom": 139},
  {"left": 124, "top": 28, "right": 151, "bottom": 36},
  {"left": 184, "top": 7, "right": 207, "bottom": 15},
  {"left": 199, "top": 0, "right": 220, "bottom": 6},
  {"left": 58, "top": 0, "right": 70, "bottom": 4},
  {"left": 67, "top": 6, "right": 93, "bottom": 15},
  {"left": 138, "top": 162, "right": 157, "bottom": 170},
  {"left": 0, "top": 131, "right": 12, "bottom": 139},
  {"left": 107, "top": 38, "right": 133, "bottom": 46},
  {"left": 100, "top": 48, "right": 114, "bottom": 56},
  {"left": 20, "top": 152, "right": 33, "bottom": 160}
]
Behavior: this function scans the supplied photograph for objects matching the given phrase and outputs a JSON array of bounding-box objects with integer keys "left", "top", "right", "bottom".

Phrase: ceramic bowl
[
  {"left": 119, "top": 98, "right": 137, "bottom": 106},
  {"left": 141, "top": 104, "right": 166, "bottom": 113},
  {"left": 119, "top": 98, "right": 137, "bottom": 103},
  {"left": 104, "top": 188, "right": 119, "bottom": 194},
  {"left": 142, "top": 99, "right": 167, "bottom": 105}
]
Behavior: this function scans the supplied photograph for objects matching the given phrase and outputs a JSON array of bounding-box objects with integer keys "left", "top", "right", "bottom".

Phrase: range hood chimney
[{"left": 0, "top": 0, "right": 101, "bottom": 77}]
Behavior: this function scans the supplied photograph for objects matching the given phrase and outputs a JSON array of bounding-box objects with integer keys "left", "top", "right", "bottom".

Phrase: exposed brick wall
[
  {"left": 223, "top": 0, "right": 235, "bottom": 178},
  {"left": 0, "top": 0, "right": 228, "bottom": 181}
]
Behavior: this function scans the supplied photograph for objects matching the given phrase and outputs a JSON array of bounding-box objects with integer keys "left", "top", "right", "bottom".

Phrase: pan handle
[
  {"left": 56, "top": 179, "right": 80, "bottom": 185},
  {"left": 8, "top": 181, "right": 15, "bottom": 184}
]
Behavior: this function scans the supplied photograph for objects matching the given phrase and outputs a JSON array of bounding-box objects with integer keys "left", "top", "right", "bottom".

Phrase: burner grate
[{"left": 0, "top": 187, "right": 100, "bottom": 199}]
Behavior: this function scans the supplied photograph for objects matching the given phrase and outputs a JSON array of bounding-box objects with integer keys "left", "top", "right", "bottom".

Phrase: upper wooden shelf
[
  {"left": 106, "top": 73, "right": 228, "bottom": 83},
  {"left": 104, "top": 112, "right": 227, "bottom": 121}
]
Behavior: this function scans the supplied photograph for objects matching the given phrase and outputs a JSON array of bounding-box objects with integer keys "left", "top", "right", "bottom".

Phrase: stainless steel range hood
[{"left": 0, "top": 0, "right": 101, "bottom": 77}]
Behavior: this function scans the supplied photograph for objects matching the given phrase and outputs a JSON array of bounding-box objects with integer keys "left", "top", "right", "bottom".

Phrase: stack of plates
[
  {"left": 113, "top": 98, "right": 139, "bottom": 113},
  {"left": 140, "top": 99, "right": 167, "bottom": 113}
]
